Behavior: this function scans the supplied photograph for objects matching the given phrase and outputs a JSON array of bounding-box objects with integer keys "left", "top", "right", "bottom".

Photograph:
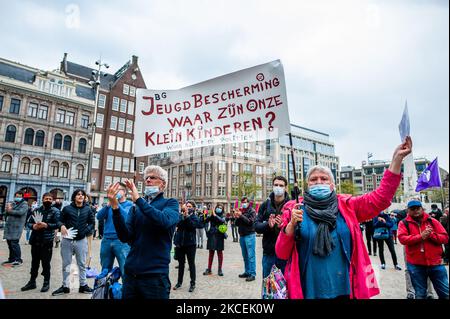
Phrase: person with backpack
[
  {"left": 255, "top": 176, "right": 290, "bottom": 279},
  {"left": 373, "top": 211, "right": 401, "bottom": 270},
  {"left": 52, "top": 189, "right": 95, "bottom": 296},
  {"left": 203, "top": 204, "right": 227, "bottom": 277},
  {"left": 398, "top": 199, "right": 449, "bottom": 299},
  {"left": 173, "top": 200, "right": 199, "bottom": 292},
  {"left": 2, "top": 191, "right": 28, "bottom": 267},
  {"left": 20, "top": 193, "right": 60, "bottom": 293}
]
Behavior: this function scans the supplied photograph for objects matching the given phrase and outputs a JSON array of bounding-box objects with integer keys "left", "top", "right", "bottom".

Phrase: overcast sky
[{"left": 1, "top": 0, "right": 448, "bottom": 170}]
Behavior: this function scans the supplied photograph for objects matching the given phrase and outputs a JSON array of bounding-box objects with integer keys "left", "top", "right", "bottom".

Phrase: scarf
[{"left": 303, "top": 191, "right": 339, "bottom": 257}]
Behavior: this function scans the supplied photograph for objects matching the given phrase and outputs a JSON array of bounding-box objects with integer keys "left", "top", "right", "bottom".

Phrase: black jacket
[
  {"left": 174, "top": 212, "right": 199, "bottom": 247},
  {"left": 58, "top": 202, "right": 95, "bottom": 240},
  {"left": 254, "top": 192, "right": 290, "bottom": 255},
  {"left": 28, "top": 206, "right": 60, "bottom": 244},
  {"left": 206, "top": 213, "right": 226, "bottom": 251},
  {"left": 235, "top": 207, "right": 256, "bottom": 236}
]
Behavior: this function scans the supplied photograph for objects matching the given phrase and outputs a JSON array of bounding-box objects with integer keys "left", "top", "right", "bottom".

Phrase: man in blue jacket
[
  {"left": 96, "top": 182, "right": 132, "bottom": 276},
  {"left": 109, "top": 165, "right": 180, "bottom": 299}
]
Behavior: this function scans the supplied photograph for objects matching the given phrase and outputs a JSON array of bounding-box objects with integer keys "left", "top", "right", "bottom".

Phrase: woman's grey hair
[
  {"left": 143, "top": 165, "right": 168, "bottom": 184},
  {"left": 306, "top": 165, "right": 335, "bottom": 184}
]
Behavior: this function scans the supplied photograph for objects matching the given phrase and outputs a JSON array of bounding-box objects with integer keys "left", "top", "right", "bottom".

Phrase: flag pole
[{"left": 288, "top": 133, "right": 300, "bottom": 204}]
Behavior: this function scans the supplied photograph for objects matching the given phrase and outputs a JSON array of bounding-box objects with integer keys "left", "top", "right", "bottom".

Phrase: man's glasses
[{"left": 145, "top": 175, "right": 162, "bottom": 181}]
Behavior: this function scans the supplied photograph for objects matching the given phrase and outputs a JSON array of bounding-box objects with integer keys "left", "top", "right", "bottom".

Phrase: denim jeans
[
  {"left": 100, "top": 238, "right": 130, "bottom": 276},
  {"left": 7, "top": 239, "right": 22, "bottom": 263},
  {"left": 262, "top": 253, "right": 286, "bottom": 279},
  {"left": 122, "top": 273, "right": 171, "bottom": 299},
  {"left": 407, "top": 263, "right": 449, "bottom": 299},
  {"left": 239, "top": 233, "right": 256, "bottom": 277}
]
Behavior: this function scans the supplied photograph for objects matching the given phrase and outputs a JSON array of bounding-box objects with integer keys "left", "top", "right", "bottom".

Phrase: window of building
[
  {"left": 205, "top": 186, "right": 212, "bottom": 197},
  {"left": 218, "top": 173, "right": 226, "bottom": 183},
  {"left": 120, "top": 99, "right": 127, "bottom": 113},
  {"left": 0, "top": 95, "right": 3, "bottom": 111},
  {"left": 206, "top": 173, "right": 212, "bottom": 184},
  {"left": 92, "top": 154, "right": 100, "bottom": 169},
  {"left": 37, "top": 105, "right": 48, "bottom": 120},
  {"left": 129, "top": 86, "right": 136, "bottom": 97},
  {"left": 122, "top": 158, "right": 130, "bottom": 172},
  {"left": 244, "top": 164, "right": 252, "bottom": 172},
  {"left": 95, "top": 113, "right": 104, "bottom": 128},
  {"left": 205, "top": 162, "right": 212, "bottom": 171},
  {"left": 112, "top": 97, "right": 119, "bottom": 111},
  {"left": 98, "top": 94, "right": 106, "bottom": 108},
  {"left": 27, "top": 102, "right": 38, "bottom": 117},
  {"left": 66, "top": 111, "right": 75, "bottom": 125},
  {"left": 124, "top": 138, "right": 131, "bottom": 153},
  {"left": 232, "top": 162, "right": 239, "bottom": 172},
  {"left": 78, "top": 138, "right": 87, "bottom": 153},
  {"left": 1, "top": 155, "right": 12, "bottom": 172},
  {"left": 104, "top": 176, "right": 112, "bottom": 190},
  {"left": 80, "top": 114, "right": 89, "bottom": 129},
  {"left": 114, "top": 157, "right": 122, "bottom": 171},
  {"left": 53, "top": 133, "right": 62, "bottom": 149},
  {"left": 49, "top": 161, "right": 59, "bottom": 177},
  {"left": 218, "top": 160, "right": 226, "bottom": 171},
  {"left": 35, "top": 130, "right": 45, "bottom": 147},
  {"left": 76, "top": 164, "right": 84, "bottom": 179},
  {"left": 24, "top": 128, "right": 34, "bottom": 145},
  {"left": 196, "top": 186, "right": 201, "bottom": 196},
  {"left": 108, "top": 136, "right": 116, "bottom": 150},
  {"left": 118, "top": 118, "right": 125, "bottom": 132},
  {"left": 20, "top": 157, "right": 31, "bottom": 174},
  {"left": 126, "top": 120, "right": 133, "bottom": 134},
  {"left": 56, "top": 109, "right": 65, "bottom": 123},
  {"left": 63, "top": 135, "right": 72, "bottom": 151},
  {"left": 9, "top": 98, "right": 21, "bottom": 114},
  {"left": 256, "top": 176, "right": 263, "bottom": 185},
  {"left": 110, "top": 116, "right": 118, "bottom": 130},
  {"left": 60, "top": 162, "right": 69, "bottom": 178},
  {"left": 137, "top": 182, "right": 143, "bottom": 193},
  {"left": 106, "top": 155, "right": 114, "bottom": 170},
  {"left": 256, "top": 165, "right": 263, "bottom": 175},
  {"left": 5, "top": 125, "right": 16, "bottom": 143},
  {"left": 116, "top": 137, "right": 123, "bottom": 152},
  {"left": 30, "top": 158, "right": 41, "bottom": 175},
  {"left": 139, "top": 162, "right": 145, "bottom": 174},
  {"left": 123, "top": 84, "right": 130, "bottom": 95},
  {"left": 127, "top": 101, "right": 134, "bottom": 115},
  {"left": 94, "top": 133, "right": 102, "bottom": 148}
]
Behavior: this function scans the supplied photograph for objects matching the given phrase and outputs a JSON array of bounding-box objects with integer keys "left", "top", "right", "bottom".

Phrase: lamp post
[{"left": 86, "top": 58, "right": 109, "bottom": 197}]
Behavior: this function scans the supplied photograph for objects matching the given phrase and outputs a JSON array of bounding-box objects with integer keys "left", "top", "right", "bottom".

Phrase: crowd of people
[{"left": 1, "top": 136, "right": 449, "bottom": 299}]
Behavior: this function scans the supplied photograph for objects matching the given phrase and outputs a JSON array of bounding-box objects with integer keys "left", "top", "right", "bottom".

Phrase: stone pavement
[{"left": 0, "top": 228, "right": 447, "bottom": 299}]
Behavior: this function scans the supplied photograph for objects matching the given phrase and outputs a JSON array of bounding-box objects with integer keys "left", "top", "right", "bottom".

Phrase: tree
[
  {"left": 339, "top": 180, "right": 357, "bottom": 195},
  {"left": 232, "top": 172, "right": 262, "bottom": 199}
]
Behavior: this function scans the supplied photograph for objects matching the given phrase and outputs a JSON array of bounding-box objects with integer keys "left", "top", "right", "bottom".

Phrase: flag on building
[{"left": 415, "top": 158, "right": 442, "bottom": 192}]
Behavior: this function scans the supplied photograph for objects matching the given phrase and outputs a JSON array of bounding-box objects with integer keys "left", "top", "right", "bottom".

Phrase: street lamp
[{"left": 86, "top": 58, "right": 109, "bottom": 196}]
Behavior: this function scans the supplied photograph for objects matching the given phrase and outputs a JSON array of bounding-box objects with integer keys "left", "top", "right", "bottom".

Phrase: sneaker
[
  {"left": 11, "top": 261, "right": 23, "bottom": 267},
  {"left": 238, "top": 273, "right": 249, "bottom": 278},
  {"left": 203, "top": 268, "right": 212, "bottom": 275},
  {"left": 188, "top": 284, "right": 195, "bottom": 292},
  {"left": 1, "top": 260, "right": 13, "bottom": 266},
  {"left": 41, "top": 281, "right": 50, "bottom": 293},
  {"left": 406, "top": 293, "right": 415, "bottom": 299},
  {"left": 368, "top": 252, "right": 372, "bottom": 256},
  {"left": 374, "top": 253, "right": 377, "bottom": 256},
  {"left": 173, "top": 283, "right": 182, "bottom": 290},
  {"left": 218, "top": 269, "right": 224, "bottom": 276},
  {"left": 245, "top": 276, "right": 256, "bottom": 282},
  {"left": 381, "top": 264, "right": 386, "bottom": 270},
  {"left": 395, "top": 265, "right": 402, "bottom": 271},
  {"left": 426, "top": 294, "right": 435, "bottom": 299},
  {"left": 52, "top": 286, "right": 70, "bottom": 296},
  {"left": 79, "top": 285, "right": 93, "bottom": 294},
  {"left": 21, "top": 281, "right": 37, "bottom": 291}
]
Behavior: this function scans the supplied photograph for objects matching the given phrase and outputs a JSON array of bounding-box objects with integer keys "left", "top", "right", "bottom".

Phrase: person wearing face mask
[
  {"left": 21, "top": 193, "right": 60, "bottom": 293},
  {"left": 429, "top": 204, "right": 443, "bottom": 221},
  {"left": 255, "top": 176, "right": 290, "bottom": 279},
  {"left": 276, "top": 137, "right": 413, "bottom": 299},
  {"left": 2, "top": 191, "right": 28, "bottom": 267},
  {"left": 173, "top": 200, "right": 200, "bottom": 292},
  {"left": 96, "top": 182, "right": 132, "bottom": 277},
  {"left": 235, "top": 197, "right": 257, "bottom": 282},
  {"left": 110, "top": 165, "right": 180, "bottom": 299},
  {"left": 203, "top": 204, "right": 227, "bottom": 277}
]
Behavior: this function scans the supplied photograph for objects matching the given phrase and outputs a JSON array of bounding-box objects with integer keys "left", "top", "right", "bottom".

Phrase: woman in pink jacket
[{"left": 275, "top": 136, "right": 412, "bottom": 299}]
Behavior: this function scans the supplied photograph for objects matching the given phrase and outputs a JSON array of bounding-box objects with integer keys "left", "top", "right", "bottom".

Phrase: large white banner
[{"left": 134, "top": 60, "right": 291, "bottom": 157}]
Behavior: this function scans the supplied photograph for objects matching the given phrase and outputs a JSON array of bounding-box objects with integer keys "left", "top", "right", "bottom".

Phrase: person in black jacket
[
  {"left": 52, "top": 189, "right": 95, "bottom": 296},
  {"left": 255, "top": 176, "right": 290, "bottom": 278},
  {"left": 363, "top": 219, "right": 377, "bottom": 256},
  {"left": 203, "top": 204, "right": 227, "bottom": 276},
  {"left": 235, "top": 197, "right": 257, "bottom": 282},
  {"left": 373, "top": 211, "right": 401, "bottom": 271},
  {"left": 173, "top": 200, "right": 199, "bottom": 292},
  {"left": 21, "top": 193, "right": 60, "bottom": 292}
]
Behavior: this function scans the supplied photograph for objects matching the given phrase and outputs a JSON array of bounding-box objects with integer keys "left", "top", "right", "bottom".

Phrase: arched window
[
  {"left": 63, "top": 135, "right": 72, "bottom": 151},
  {"left": 31, "top": 158, "right": 41, "bottom": 175},
  {"left": 53, "top": 133, "right": 62, "bottom": 149},
  {"left": 35, "top": 130, "right": 45, "bottom": 147},
  {"left": 5, "top": 125, "right": 16, "bottom": 143},
  {"left": 0, "top": 155, "right": 12, "bottom": 172},
  {"left": 20, "top": 157, "right": 31, "bottom": 174},
  {"left": 24, "top": 128, "right": 34, "bottom": 145},
  {"left": 76, "top": 164, "right": 85, "bottom": 180},
  {"left": 78, "top": 138, "right": 87, "bottom": 153},
  {"left": 50, "top": 161, "right": 59, "bottom": 177},
  {"left": 60, "top": 162, "right": 69, "bottom": 178}
]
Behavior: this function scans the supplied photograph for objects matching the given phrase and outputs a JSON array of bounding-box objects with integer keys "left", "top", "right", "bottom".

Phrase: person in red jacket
[{"left": 398, "top": 199, "right": 449, "bottom": 299}]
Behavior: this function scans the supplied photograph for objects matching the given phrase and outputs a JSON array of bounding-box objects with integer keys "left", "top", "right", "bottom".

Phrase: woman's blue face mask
[{"left": 308, "top": 184, "right": 332, "bottom": 200}]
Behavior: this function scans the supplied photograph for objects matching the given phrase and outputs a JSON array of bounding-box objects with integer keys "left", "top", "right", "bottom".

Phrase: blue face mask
[
  {"left": 216, "top": 208, "right": 223, "bottom": 214},
  {"left": 14, "top": 197, "right": 22, "bottom": 202},
  {"left": 144, "top": 186, "right": 159, "bottom": 197},
  {"left": 242, "top": 203, "right": 248, "bottom": 209},
  {"left": 116, "top": 192, "right": 123, "bottom": 200},
  {"left": 308, "top": 184, "right": 332, "bottom": 200}
]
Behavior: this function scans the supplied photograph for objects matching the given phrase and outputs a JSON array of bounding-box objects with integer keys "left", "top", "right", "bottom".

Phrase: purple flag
[{"left": 415, "top": 158, "right": 441, "bottom": 192}]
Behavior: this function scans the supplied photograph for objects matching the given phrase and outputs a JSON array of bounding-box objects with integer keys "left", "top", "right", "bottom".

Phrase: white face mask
[
  {"left": 273, "top": 186, "right": 285, "bottom": 197},
  {"left": 144, "top": 186, "right": 160, "bottom": 197}
]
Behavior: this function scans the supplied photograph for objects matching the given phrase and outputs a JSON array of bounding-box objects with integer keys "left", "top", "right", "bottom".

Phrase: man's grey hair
[
  {"left": 143, "top": 165, "right": 168, "bottom": 184},
  {"left": 306, "top": 165, "right": 335, "bottom": 184}
]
